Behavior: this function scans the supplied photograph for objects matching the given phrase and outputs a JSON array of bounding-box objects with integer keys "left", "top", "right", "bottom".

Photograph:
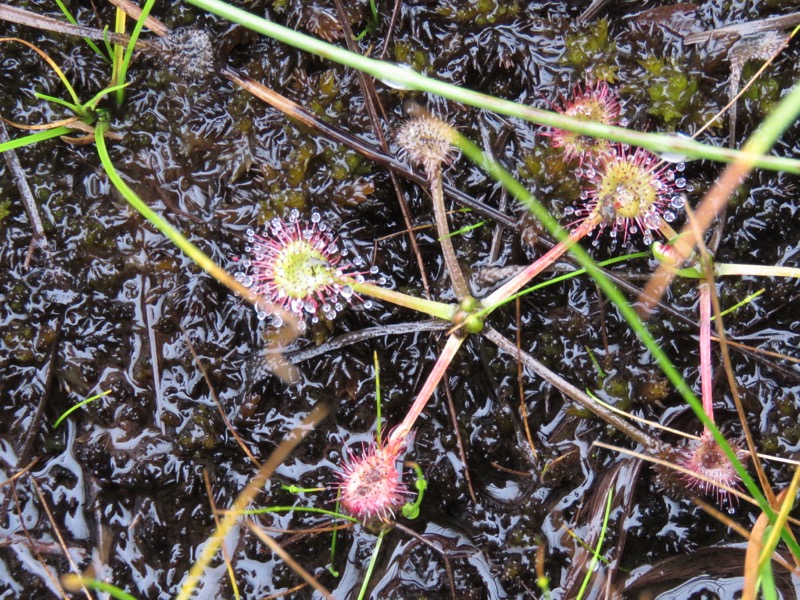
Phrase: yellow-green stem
[
  {"left": 349, "top": 280, "right": 457, "bottom": 322},
  {"left": 715, "top": 263, "right": 800, "bottom": 278}
]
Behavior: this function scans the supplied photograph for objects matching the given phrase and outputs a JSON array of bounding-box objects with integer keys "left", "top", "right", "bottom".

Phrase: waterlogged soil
[{"left": 1, "top": 0, "right": 800, "bottom": 598}]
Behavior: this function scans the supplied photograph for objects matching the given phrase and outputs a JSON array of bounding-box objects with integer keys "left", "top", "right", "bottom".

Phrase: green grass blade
[
  {"left": 357, "top": 529, "right": 386, "bottom": 600},
  {"left": 93, "top": 120, "right": 270, "bottom": 310},
  {"left": 575, "top": 488, "right": 613, "bottom": 600},
  {"left": 184, "top": 0, "right": 800, "bottom": 174},
  {"left": 62, "top": 575, "right": 138, "bottom": 600},
  {"left": 116, "top": 0, "right": 157, "bottom": 105},
  {"left": 33, "top": 92, "right": 84, "bottom": 116},
  {"left": 0, "top": 126, "right": 74, "bottom": 152}
]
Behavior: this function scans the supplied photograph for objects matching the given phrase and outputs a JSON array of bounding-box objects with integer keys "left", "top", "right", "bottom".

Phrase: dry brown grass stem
[
  {"left": 182, "top": 325, "right": 262, "bottom": 468},
  {"left": 246, "top": 521, "right": 334, "bottom": 599},
  {"left": 717, "top": 337, "right": 800, "bottom": 365},
  {"left": 203, "top": 470, "right": 241, "bottom": 599},
  {"left": 517, "top": 297, "right": 539, "bottom": 463},
  {"left": 176, "top": 405, "right": 328, "bottom": 600},
  {"left": 260, "top": 580, "right": 310, "bottom": 600},
  {"left": 443, "top": 378, "right": 478, "bottom": 504},
  {"left": 253, "top": 522, "right": 355, "bottom": 536},
  {"left": 0, "top": 457, "right": 40, "bottom": 490},
  {"left": 593, "top": 441, "right": 756, "bottom": 512},
  {"left": 29, "top": 477, "right": 92, "bottom": 599},
  {"left": 13, "top": 486, "right": 70, "bottom": 599},
  {"left": 756, "top": 469, "right": 800, "bottom": 572},
  {"left": 587, "top": 394, "right": 800, "bottom": 468},
  {"left": 692, "top": 32, "right": 791, "bottom": 140}
]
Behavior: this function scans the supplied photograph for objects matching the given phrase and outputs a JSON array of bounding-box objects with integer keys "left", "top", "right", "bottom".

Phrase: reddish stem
[
  {"left": 390, "top": 334, "right": 465, "bottom": 443},
  {"left": 482, "top": 214, "right": 601, "bottom": 310},
  {"left": 699, "top": 282, "right": 714, "bottom": 433}
]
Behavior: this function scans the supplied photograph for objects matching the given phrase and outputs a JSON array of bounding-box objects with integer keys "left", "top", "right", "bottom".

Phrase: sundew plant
[{"left": 0, "top": 1, "right": 799, "bottom": 598}]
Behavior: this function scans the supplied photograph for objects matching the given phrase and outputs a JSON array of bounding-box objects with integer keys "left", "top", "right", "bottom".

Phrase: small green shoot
[
  {"left": 281, "top": 484, "right": 325, "bottom": 494},
  {"left": 53, "top": 0, "right": 109, "bottom": 61},
  {"left": 353, "top": 0, "right": 379, "bottom": 41},
  {"left": 374, "top": 351, "right": 383, "bottom": 443},
  {"left": 328, "top": 495, "right": 342, "bottom": 578},
  {"left": 712, "top": 289, "right": 765, "bottom": 321},
  {"left": 115, "top": 0, "right": 157, "bottom": 105},
  {"left": 62, "top": 575, "right": 138, "bottom": 600},
  {"left": 575, "top": 487, "right": 613, "bottom": 600},
  {"left": 0, "top": 126, "right": 75, "bottom": 153},
  {"left": 401, "top": 461, "right": 427, "bottom": 520},
  {"left": 0, "top": 37, "right": 80, "bottom": 106},
  {"left": 53, "top": 390, "right": 111, "bottom": 428},
  {"left": 585, "top": 346, "right": 606, "bottom": 380},
  {"left": 438, "top": 220, "right": 487, "bottom": 240}
]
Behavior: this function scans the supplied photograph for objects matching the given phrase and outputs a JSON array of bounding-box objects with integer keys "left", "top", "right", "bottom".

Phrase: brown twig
[
  {"left": 182, "top": 325, "right": 262, "bottom": 468},
  {"left": 0, "top": 457, "right": 41, "bottom": 490},
  {"left": 683, "top": 12, "right": 800, "bottom": 45},
  {"left": 0, "top": 318, "right": 62, "bottom": 525},
  {"left": 0, "top": 3, "right": 153, "bottom": 48},
  {"left": 220, "top": 66, "right": 515, "bottom": 228},
  {"left": 176, "top": 405, "right": 328, "bottom": 600},
  {"left": 29, "top": 477, "right": 93, "bottom": 599},
  {"left": 393, "top": 522, "right": 457, "bottom": 600},
  {"left": 484, "top": 327, "right": 664, "bottom": 452},
  {"left": 442, "top": 378, "right": 477, "bottom": 504},
  {"left": 516, "top": 298, "right": 538, "bottom": 463},
  {"left": 12, "top": 486, "right": 71, "bottom": 599},
  {"left": 331, "top": 0, "right": 433, "bottom": 298},
  {"left": 246, "top": 521, "right": 334, "bottom": 599},
  {"left": 0, "top": 120, "right": 50, "bottom": 267}
]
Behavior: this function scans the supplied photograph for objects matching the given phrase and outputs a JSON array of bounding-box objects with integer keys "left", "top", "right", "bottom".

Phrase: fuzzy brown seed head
[{"left": 396, "top": 115, "right": 456, "bottom": 180}]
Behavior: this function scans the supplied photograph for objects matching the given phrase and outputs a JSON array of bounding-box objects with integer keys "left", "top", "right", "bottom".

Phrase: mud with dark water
[{"left": 1, "top": 0, "right": 800, "bottom": 598}]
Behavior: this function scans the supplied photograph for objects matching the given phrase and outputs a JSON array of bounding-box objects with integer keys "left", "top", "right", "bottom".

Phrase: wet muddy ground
[{"left": 1, "top": 0, "right": 799, "bottom": 598}]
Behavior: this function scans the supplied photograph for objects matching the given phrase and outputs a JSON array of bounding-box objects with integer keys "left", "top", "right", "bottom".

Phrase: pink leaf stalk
[
  {"left": 699, "top": 282, "right": 714, "bottom": 425},
  {"left": 482, "top": 213, "right": 601, "bottom": 310},
  {"left": 483, "top": 144, "right": 687, "bottom": 313},
  {"left": 678, "top": 282, "right": 747, "bottom": 504},
  {"left": 390, "top": 334, "right": 465, "bottom": 444}
]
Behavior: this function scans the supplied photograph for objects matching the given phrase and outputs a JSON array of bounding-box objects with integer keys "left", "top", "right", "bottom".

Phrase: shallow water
[{"left": 1, "top": 0, "right": 799, "bottom": 598}]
